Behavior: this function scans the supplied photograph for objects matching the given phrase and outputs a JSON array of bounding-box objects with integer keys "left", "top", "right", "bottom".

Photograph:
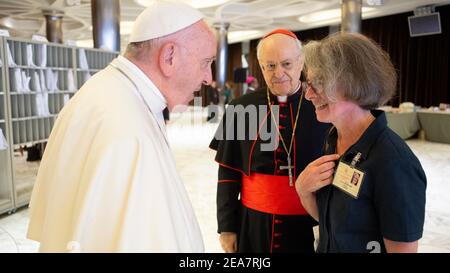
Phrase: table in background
[
  {"left": 417, "top": 110, "right": 450, "bottom": 144},
  {"left": 385, "top": 111, "right": 420, "bottom": 140}
]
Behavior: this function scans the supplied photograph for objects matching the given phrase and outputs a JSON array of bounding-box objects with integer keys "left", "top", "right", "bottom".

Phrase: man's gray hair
[
  {"left": 124, "top": 24, "right": 196, "bottom": 61},
  {"left": 124, "top": 38, "right": 162, "bottom": 61},
  {"left": 256, "top": 37, "right": 302, "bottom": 60}
]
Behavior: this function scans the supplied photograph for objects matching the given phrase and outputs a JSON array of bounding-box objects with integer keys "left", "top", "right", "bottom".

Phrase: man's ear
[{"left": 159, "top": 42, "right": 176, "bottom": 77}]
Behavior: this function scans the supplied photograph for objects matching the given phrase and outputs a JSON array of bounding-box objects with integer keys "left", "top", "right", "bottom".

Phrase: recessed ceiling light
[
  {"left": 298, "top": 7, "right": 374, "bottom": 23},
  {"left": 227, "top": 30, "right": 262, "bottom": 43},
  {"left": 0, "top": 17, "right": 14, "bottom": 28},
  {"left": 0, "top": 17, "right": 41, "bottom": 30},
  {"left": 135, "top": 0, "right": 231, "bottom": 9},
  {"left": 367, "top": 0, "right": 384, "bottom": 6}
]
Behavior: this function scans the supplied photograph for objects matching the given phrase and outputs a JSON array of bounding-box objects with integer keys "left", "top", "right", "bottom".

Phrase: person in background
[
  {"left": 27, "top": 1, "right": 216, "bottom": 252},
  {"left": 244, "top": 76, "right": 259, "bottom": 94},
  {"left": 223, "top": 81, "right": 234, "bottom": 105},
  {"left": 296, "top": 32, "right": 426, "bottom": 253},
  {"left": 207, "top": 80, "right": 220, "bottom": 122}
]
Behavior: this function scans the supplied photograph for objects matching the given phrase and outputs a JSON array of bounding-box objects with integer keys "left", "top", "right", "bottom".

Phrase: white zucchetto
[{"left": 129, "top": 0, "right": 204, "bottom": 43}]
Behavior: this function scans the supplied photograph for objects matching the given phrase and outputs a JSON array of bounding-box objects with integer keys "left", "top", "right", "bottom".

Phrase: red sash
[{"left": 242, "top": 173, "right": 308, "bottom": 215}]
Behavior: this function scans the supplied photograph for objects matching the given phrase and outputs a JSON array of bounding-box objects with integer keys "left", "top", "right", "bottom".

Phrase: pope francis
[{"left": 26, "top": 1, "right": 217, "bottom": 252}]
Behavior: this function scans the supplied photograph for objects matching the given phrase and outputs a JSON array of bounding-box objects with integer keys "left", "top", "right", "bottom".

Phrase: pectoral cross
[{"left": 279, "top": 156, "right": 294, "bottom": 186}]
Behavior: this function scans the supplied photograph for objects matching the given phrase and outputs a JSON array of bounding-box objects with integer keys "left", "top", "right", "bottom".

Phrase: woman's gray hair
[{"left": 302, "top": 33, "right": 397, "bottom": 109}]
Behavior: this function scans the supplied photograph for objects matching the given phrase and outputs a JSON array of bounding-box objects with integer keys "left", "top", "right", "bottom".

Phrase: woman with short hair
[{"left": 295, "top": 33, "right": 426, "bottom": 253}]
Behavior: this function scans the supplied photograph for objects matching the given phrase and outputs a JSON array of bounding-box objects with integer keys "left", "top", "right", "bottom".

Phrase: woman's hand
[
  {"left": 295, "top": 154, "right": 340, "bottom": 220},
  {"left": 296, "top": 154, "right": 340, "bottom": 197}
]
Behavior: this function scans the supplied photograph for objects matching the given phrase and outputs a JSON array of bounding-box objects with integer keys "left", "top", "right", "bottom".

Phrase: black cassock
[{"left": 210, "top": 88, "right": 330, "bottom": 253}]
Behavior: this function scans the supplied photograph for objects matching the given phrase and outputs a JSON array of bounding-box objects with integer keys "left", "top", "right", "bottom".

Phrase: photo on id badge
[{"left": 332, "top": 160, "right": 365, "bottom": 199}]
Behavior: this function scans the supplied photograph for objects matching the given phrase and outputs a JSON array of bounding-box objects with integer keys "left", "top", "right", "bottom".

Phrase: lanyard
[{"left": 109, "top": 63, "right": 169, "bottom": 147}]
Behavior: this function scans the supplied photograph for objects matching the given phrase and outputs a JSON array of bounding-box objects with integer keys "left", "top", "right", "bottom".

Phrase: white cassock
[{"left": 27, "top": 55, "right": 204, "bottom": 252}]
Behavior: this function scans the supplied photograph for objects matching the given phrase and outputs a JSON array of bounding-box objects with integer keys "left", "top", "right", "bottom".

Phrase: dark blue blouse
[{"left": 316, "top": 110, "right": 426, "bottom": 253}]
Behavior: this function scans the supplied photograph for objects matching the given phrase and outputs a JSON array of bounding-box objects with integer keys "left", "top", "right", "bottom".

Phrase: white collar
[
  {"left": 277, "top": 96, "right": 287, "bottom": 103},
  {"left": 112, "top": 55, "right": 167, "bottom": 115},
  {"left": 276, "top": 82, "right": 301, "bottom": 102}
]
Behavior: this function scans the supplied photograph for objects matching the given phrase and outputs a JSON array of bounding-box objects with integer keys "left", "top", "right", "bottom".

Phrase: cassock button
[
  {"left": 279, "top": 114, "right": 287, "bottom": 119},
  {"left": 279, "top": 125, "right": 285, "bottom": 130},
  {"left": 275, "top": 219, "right": 283, "bottom": 224},
  {"left": 276, "top": 148, "right": 283, "bottom": 153},
  {"left": 274, "top": 244, "right": 281, "bottom": 248},
  {"left": 274, "top": 233, "right": 282, "bottom": 237}
]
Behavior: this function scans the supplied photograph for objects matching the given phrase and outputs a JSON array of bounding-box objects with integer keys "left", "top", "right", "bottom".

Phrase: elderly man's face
[
  {"left": 171, "top": 21, "right": 216, "bottom": 112},
  {"left": 258, "top": 34, "right": 303, "bottom": 96}
]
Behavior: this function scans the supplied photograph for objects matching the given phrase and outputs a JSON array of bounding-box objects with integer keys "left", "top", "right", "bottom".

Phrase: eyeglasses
[
  {"left": 301, "top": 80, "right": 320, "bottom": 94},
  {"left": 260, "top": 55, "right": 300, "bottom": 72}
]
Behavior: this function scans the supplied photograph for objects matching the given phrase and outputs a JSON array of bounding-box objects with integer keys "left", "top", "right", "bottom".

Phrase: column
[
  {"left": 214, "top": 22, "right": 230, "bottom": 92},
  {"left": 43, "top": 10, "right": 64, "bottom": 43},
  {"left": 91, "top": 0, "right": 120, "bottom": 51},
  {"left": 341, "top": 0, "right": 362, "bottom": 33}
]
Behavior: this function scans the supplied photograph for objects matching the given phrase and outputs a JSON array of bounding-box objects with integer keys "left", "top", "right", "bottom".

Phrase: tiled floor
[{"left": 0, "top": 106, "right": 449, "bottom": 252}]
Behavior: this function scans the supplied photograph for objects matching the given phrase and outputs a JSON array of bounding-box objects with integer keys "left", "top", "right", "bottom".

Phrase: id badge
[{"left": 332, "top": 160, "right": 365, "bottom": 199}]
